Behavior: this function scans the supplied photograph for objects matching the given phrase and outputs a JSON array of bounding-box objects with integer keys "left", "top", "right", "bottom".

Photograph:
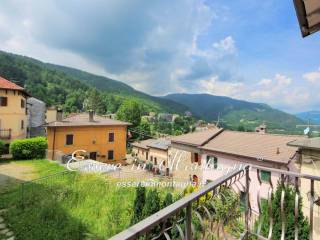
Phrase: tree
[
  {"left": 237, "top": 125, "right": 245, "bottom": 132},
  {"left": 83, "top": 88, "right": 105, "bottom": 114},
  {"left": 259, "top": 184, "right": 309, "bottom": 239},
  {"left": 116, "top": 100, "right": 142, "bottom": 126},
  {"left": 211, "top": 186, "right": 242, "bottom": 238},
  {"left": 143, "top": 189, "right": 160, "bottom": 218},
  {"left": 131, "top": 184, "right": 146, "bottom": 225},
  {"left": 162, "top": 193, "right": 173, "bottom": 208}
]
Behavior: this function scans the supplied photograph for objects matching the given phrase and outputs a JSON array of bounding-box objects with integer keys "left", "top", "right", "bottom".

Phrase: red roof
[{"left": 0, "top": 76, "right": 25, "bottom": 91}]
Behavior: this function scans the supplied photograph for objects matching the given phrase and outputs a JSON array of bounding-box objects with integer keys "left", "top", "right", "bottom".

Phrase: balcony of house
[
  {"left": 110, "top": 165, "right": 320, "bottom": 240},
  {"left": 0, "top": 128, "right": 11, "bottom": 140}
]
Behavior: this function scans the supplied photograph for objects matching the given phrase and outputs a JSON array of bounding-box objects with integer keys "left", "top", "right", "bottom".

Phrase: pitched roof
[
  {"left": 201, "top": 130, "right": 305, "bottom": 163},
  {"left": 171, "top": 128, "right": 223, "bottom": 147},
  {"left": 46, "top": 113, "right": 131, "bottom": 127},
  {"left": 148, "top": 138, "right": 171, "bottom": 150},
  {"left": 132, "top": 138, "right": 170, "bottom": 150},
  {"left": 131, "top": 139, "right": 157, "bottom": 150},
  {"left": 0, "top": 76, "right": 24, "bottom": 91},
  {"left": 287, "top": 137, "right": 320, "bottom": 150}
]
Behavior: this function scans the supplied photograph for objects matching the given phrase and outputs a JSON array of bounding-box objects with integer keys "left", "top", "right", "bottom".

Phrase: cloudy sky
[{"left": 0, "top": 0, "right": 319, "bottom": 113}]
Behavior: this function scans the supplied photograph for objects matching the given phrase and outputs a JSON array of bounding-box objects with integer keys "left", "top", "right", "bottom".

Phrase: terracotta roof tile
[
  {"left": 46, "top": 113, "right": 131, "bottom": 127},
  {"left": 132, "top": 138, "right": 171, "bottom": 150},
  {"left": 171, "top": 128, "right": 223, "bottom": 146},
  {"left": 0, "top": 76, "right": 24, "bottom": 90},
  {"left": 201, "top": 130, "right": 305, "bottom": 163}
]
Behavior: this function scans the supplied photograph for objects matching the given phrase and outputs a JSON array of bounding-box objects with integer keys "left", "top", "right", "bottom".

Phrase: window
[
  {"left": 260, "top": 170, "right": 271, "bottom": 182},
  {"left": 108, "top": 132, "right": 114, "bottom": 142},
  {"left": 206, "top": 156, "right": 218, "bottom": 169},
  {"left": 0, "top": 97, "right": 7, "bottom": 106},
  {"left": 21, "top": 99, "right": 25, "bottom": 108},
  {"left": 108, "top": 150, "right": 114, "bottom": 160},
  {"left": 66, "top": 134, "right": 74, "bottom": 145},
  {"left": 21, "top": 120, "right": 24, "bottom": 130},
  {"left": 240, "top": 191, "right": 247, "bottom": 211}
]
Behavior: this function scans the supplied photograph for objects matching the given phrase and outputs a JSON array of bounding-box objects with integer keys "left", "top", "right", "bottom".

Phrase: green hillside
[
  {"left": 165, "top": 93, "right": 305, "bottom": 133},
  {"left": 0, "top": 51, "right": 188, "bottom": 114}
]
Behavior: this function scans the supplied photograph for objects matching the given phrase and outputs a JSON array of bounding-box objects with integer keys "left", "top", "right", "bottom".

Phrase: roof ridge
[{"left": 223, "top": 130, "right": 305, "bottom": 138}]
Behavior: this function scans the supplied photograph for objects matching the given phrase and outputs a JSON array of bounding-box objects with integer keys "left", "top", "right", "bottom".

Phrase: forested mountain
[
  {"left": 296, "top": 111, "right": 320, "bottom": 124},
  {"left": 0, "top": 50, "right": 305, "bottom": 134},
  {"left": 0, "top": 51, "right": 188, "bottom": 114},
  {"left": 165, "top": 93, "right": 305, "bottom": 133}
]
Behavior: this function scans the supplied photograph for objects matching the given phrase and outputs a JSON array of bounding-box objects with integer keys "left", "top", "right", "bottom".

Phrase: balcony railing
[
  {"left": 0, "top": 128, "right": 11, "bottom": 140},
  {"left": 110, "top": 165, "right": 320, "bottom": 240}
]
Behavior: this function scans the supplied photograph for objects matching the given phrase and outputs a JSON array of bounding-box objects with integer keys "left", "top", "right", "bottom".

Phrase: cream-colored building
[
  {"left": 0, "top": 76, "right": 29, "bottom": 143},
  {"left": 132, "top": 138, "right": 170, "bottom": 174},
  {"left": 288, "top": 138, "right": 320, "bottom": 239},
  {"left": 46, "top": 107, "right": 57, "bottom": 123}
]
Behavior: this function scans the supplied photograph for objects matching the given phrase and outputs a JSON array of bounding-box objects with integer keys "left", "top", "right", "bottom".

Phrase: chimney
[
  {"left": 57, "top": 109, "right": 63, "bottom": 121},
  {"left": 89, "top": 110, "right": 94, "bottom": 122},
  {"left": 276, "top": 147, "right": 280, "bottom": 154}
]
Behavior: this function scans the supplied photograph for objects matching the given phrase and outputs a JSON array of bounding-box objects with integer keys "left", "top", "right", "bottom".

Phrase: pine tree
[
  {"left": 131, "top": 184, "right": 146, "bottom": 225},
  {"left": 162, "top": 193, "right": 173, "bottom": 208},
  {"left": 259, "top": 183, "right": 309, "bottom": 239},
  {"left": 143, "top": 189, "right": 161, "bottom": 218}
]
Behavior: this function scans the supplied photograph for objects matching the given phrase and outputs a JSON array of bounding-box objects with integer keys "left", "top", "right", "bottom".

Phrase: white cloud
[
  {"left": 274, "top": 73, "right": 291, "bottom": 85},
  {"left": 198, "top": 76, "right": 243, "bottom": 96},
  {"left": 303, "top": 68, "right": 320, "bottom": 83},
  {"left": 213, "top": 36, "right": 236, "bottom": 54},
  {"left": 258, "top": 78, "right": 272, "bottom": 86},
  {"left": 0, "top": 0, "right": 216, "bottom": 95},
  {"left": 247, "top": 73, "right": 316, "bottom": 112}
]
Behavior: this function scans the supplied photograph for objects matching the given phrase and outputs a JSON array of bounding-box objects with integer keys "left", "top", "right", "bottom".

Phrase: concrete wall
[
  {"left": 132, "top": 146, "right": 149, "bottom": 161},
  {"left": 47, "top": 125, "right": 127, "bottom": 162},
  {"left": 0, "top": 89, "right": 28, "bottom": 142},
  {"left": 299, "top": 149, "right": 320, "bottom": 239},
  {"left": 46, "top": 108, "right": 57, "bottom": 123},
  {"left": 27, "top": 97, "right": 46, "bottom": 137}
]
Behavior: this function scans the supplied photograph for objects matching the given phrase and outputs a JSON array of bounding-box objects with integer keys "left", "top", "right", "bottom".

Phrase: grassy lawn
[{"left": 0, "top": 160, "right": 174, "bottom": 240}]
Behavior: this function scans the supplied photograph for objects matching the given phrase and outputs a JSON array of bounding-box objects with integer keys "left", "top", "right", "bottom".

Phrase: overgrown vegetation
[
  {"left": 10, "top": 137, "right": 48, "bottom": 160},
  {"left": 257, "top": 184, "right": 309, "bottom": 239},
  {"left": 0, "top": 140, "right": 5, "bottom": 156},
  {"left": 0, "top": 160, "right": 175, "bottom": 240}
]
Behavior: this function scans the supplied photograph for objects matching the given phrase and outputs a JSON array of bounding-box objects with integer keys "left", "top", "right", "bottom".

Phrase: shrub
[
  {"left": 10, "top": 137, "right": 48, "bottom": 160},
  {"left": 131, "top": 184, "right": 146, "bottom": 225},
  {"left": 0, "top": 140, "right": 5, "bottom": 156}
]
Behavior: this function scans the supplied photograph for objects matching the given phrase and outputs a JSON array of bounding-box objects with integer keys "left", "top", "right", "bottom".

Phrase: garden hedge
[
  {"left": 0, "top": 140, "right": 5, "bottom": 156},
  {"left": 10, "top": 137, "right": 48, "bottom": 160}
]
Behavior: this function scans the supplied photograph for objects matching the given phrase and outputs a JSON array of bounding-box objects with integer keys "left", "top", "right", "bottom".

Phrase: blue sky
[{"left": 0, "top": 0, "right": 319, "bottom": 113}]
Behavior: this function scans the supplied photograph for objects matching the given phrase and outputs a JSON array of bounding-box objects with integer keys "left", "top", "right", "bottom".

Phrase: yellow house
[
  {"left": 0, "top": 76, "right": 29, "bottom": 143},
  {"left": 46, "top": 111, "right": 131, "bottom": 162}
]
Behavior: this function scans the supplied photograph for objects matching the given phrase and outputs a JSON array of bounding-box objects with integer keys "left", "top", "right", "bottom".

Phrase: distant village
[{"left": 1, "top": 75, "right": 320, "bottom": 238}]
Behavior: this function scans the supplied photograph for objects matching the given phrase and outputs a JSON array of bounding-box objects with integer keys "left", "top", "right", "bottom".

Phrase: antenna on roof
[
  {"left": 212, "top": 113, "right": 226, "bottom": 128},
  {"left": 296, "top": 119, "right": 320, "bottom": 138}
]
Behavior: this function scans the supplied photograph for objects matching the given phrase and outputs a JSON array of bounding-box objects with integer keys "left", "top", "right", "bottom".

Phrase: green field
[{"left": 0, "top": 160, "right": 173, "bottom": 240}]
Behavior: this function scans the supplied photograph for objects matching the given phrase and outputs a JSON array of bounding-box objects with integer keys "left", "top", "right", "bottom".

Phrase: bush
[
  {"left": 10, "top": 137, "right": 48, "bottom": 160},
  {"left": 0, "top": 140, "right": 5, "bottom": 156}
]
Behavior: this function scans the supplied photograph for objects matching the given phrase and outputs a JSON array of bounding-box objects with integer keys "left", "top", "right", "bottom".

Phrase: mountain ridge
[{"left": 164, "top": 93, "right": 305, "bottom": 133}]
